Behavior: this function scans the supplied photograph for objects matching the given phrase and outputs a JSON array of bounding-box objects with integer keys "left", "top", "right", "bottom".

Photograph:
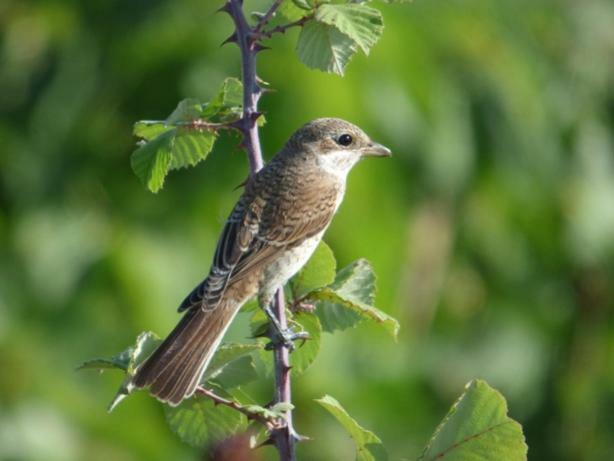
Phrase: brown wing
[{"left": 178, "top": 160, "right": 340, "bottom": 313}]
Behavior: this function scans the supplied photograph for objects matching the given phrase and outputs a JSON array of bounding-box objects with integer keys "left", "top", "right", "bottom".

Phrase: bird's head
[{"left": 285, "top": 118, "right": 391, "bottom": 179}]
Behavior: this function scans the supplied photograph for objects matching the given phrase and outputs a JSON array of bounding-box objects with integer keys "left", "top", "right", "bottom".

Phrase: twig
[
  {"left": 195, "top": 386, "right": 279, "bottom": 430},
  {"left": 255, "top": 0, "right": 283, "bottom": 32},
  {"left": 223, "top": 1, "right": 299, "bottom": 459},
  {"left": 259, "top": 15, "right": 313, "bottom": 40},
  {"left": 137, "top": 119, "right": 240, "bottom": 131}
]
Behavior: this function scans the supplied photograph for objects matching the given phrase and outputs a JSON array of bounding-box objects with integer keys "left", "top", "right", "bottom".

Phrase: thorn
[
  {"left": 254, "top": 43, "right": 271, "bottom": 54},
  {"left": 250, "top": 111, "right": 264, "bottom": 121},
  {"left": 217, "top": 1, "right": 232, "bottom": 14},
  {"left": 221, "top": 33, "right": 238, "bottom": 47},
  {"left": 233, "top": 178, "right": 249, "bottom": 191},
  {"left": 256, "top": 436, "right": 276, "bottom": 448}
]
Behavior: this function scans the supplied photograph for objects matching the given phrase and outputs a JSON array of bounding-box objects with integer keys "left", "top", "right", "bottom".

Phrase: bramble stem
[
  {"left": 224, "top": 1, "right": 297, "bottom": 459},
  {"left": 195, "top": 386, "right": 279, "bottom": 430}
]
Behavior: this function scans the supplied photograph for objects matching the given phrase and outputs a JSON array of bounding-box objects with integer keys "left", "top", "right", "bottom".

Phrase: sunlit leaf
[
  {"left": 296, "top": 21, "right": 358, "bottom": 75},
  {"left": 77, "top": 331, "right": 160, "bottom": 374},
  {"left": 166, "top": 98, "right": 205, "bottom": 123},
  {"left": 315, "top": 4, "right": 384, "bottom": 55},
  {"left": 316, "top": 395, "right": 387, "bottom": 461},
  {"left": 210, "top": 355, "right": 259, "bottom": 389},
  {"left": 281, "top": 0, "right": 311, "bottom": 20},
  {"left": 133, "top": 121, "right": 173, "bottom": 141},
  {"left": 419, "top": 380, "right": 528, "bottom": 461},
  {"left": 131, "top": 127, "right": 217, "bottom": 193},
  {"left": 291, "top": 241, "right": 337, "bottom": 298},
  {"left": 289, "top": 312, "right": 322, "bottom": 375},
  {"left": 310, "top": 259, "right": 399, "bottom": 338},
  {"left": 202, "top": 77, "right": 243, "bottom": 121},
  {"left": 168, "top": 129, "right": 217, "bottom": 170},
  {"left": 131, "top": 130, "right": 174, "bottom": 193},
  {"left": 165, "top": 394, "right": 247, "bottom": 448}
]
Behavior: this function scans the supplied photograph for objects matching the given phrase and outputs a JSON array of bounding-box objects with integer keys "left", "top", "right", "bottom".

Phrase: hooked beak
[{"left": 362, "top": 141, "right": 392, "bottom": 158}]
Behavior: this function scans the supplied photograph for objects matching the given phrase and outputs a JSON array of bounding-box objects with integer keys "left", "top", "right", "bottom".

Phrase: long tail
[{"left": 131, "top": 300, "right": 240, "bottom": 406}]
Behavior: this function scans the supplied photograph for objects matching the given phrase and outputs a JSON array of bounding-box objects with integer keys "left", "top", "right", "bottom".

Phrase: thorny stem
[
  {"left": 223, "top": 1, "right": 300, "bottom": 460},
  {"left": 195, "top": 386, "right": 280, "bottom": 430},
  {"left": 258, "top": 15, "right": 313, "bottom": 40}
]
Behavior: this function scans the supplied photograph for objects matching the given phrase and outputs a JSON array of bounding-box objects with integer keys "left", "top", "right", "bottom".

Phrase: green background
[{"left": 1, "top": 0, "right": 613, "bottom": 460}]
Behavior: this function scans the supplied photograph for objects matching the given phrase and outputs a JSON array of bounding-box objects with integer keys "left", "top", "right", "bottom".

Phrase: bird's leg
[{"left": 263, "top": 304, "right": 310, "bottom": 351}]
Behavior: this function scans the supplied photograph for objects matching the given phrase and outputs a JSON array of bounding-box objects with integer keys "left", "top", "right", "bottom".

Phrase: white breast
[
  {"left": 260, "top": 230, "right": 325, "bottom": 303},
  {"left": 316, "top": 150, "right": 361, "bottom": 181}
]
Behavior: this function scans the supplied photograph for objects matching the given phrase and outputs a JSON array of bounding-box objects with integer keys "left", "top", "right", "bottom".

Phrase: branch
[
  {"left": 223, "top": 1, "right": 298, "bottom": 459},
  {"left": 259, "top": 15, "right": 313, "bottom": 40},
  {"left": 255, "top": 0, "right": 283, "bottom": 32},
  {"left": 195, "top": 386, "right": 280, "bottom": 430},
  {"left": 137, "top": 119, "right": 240, "bottom": 131}
]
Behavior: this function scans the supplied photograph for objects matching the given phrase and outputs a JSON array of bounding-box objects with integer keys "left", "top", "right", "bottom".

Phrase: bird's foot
[{"left": 265, "top": 328, "right": 310, "bottom": 351}]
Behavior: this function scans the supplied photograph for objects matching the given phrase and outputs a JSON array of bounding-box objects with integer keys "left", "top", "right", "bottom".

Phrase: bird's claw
[{"left": 265, "top": 328, "right": 310, "bottom": 351}]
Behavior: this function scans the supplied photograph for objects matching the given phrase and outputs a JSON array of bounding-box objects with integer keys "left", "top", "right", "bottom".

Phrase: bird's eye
[{"left": 336, "top": 134, "right": 353, "bottom": 146}]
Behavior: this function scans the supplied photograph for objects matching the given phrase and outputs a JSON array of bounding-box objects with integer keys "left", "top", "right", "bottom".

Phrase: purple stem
[{"left": 225, "top": 1, "right": 296, "bottom": 460}]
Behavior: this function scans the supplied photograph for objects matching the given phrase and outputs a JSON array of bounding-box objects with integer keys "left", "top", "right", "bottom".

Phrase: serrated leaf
[
  {"left": 312, "top": 287, "right": 398, "bottom": 338},
  {"left": 166, "top": 98, "right": 205, "bottom": 124},
  {"left": 296, "top": 20, "right": 358, "bottom": 75},
  {"left": 210, "top": 355, "right": 259, "bottom": 389},
  {"left": 133, "top": 121, "right": 174, "bottom": 141},
  {"left": 165, "top": 395, "right": 247, "bottom": 448},
  {"left": 316, "top": 395, "right": 387, "bottom": 461},
  {"left": 131, "top": 128, "right": 217, "bottom": 193},
  {"left": 419, "top": 380, "right": 528, "bottom": 461},
  {"left": 290, "top": 312, "right": 322, "bottom": 375},
  {"left": 204, "top": 343, "right": 262, "bottom": 381},
  {"left": 131, "top": 130, "right": 174, "bottom": 193},
  {"left": 291, "top": 0, "right": 313, "bottom": 11},
  {"left": 281, "top": 0, "right": 311, "bottom": 20},
  {"left": 77, "top": 331, "right": 160, "bottom": 374},
  {"left": 310, "top": 259, "right": 399, "bottom": 338},
  {"left": 78, "top": 331, "right": 161, "bottom": 411},
  {"left": 202, "top": 77, "right": 243, "bottom": 120},
  {"left": 315, "top": 4, "right": 384, "bottom": 55},
  {"left": 168, "top": 129, "right": 217, "bottom": 170},
  {"left": 291, "top": 241, "right": 337, "bottom": 298}
]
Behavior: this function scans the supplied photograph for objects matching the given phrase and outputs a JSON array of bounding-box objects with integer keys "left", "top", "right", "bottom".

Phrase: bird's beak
[{"left": 362, "top": 141, "right": 392, "bottom": 158}]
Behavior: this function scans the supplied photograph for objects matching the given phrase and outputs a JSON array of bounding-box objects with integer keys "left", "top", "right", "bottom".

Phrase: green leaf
[
  {"left": 290, "top": 312, "right": 322, "bottom": 375},
  {"left": 165, "top": 395, "right": 247, "bottom": 448},
  {"left": 131, "top": 130, "right": 174, "bottom": 193},
  {"left": 166, "top": 98, "right": 205, "bottom": 123},
  {"left": 210, "top": 355, "right": 259, "bottom": 389},
  {"left": 131, "top": 127, "right": 217, "bottom": 193},
  {"left": 315, "top": 4, "right": 384, "bottom": 55},
  {"left": 77, "top": 331, "right": 160, "bottom": 374},
  {"left": 296, "top": 20, "right": 358, "bottom": 75},
  {"left": 311, "top": 259, "right": 400, "bottom": 338},
  {"left": 243, "top": 402, "right": 295, "bottom": 420},
  {"left": 291, "top": 241, "right": 337, "bottom": 298},
  {"left": 78, "top": 331, "right": 161, "bottom": 411},
  {"left": 280, "top": 0, "right": 310, "bottom": 20},
  {"left": 168, "top": 129, "right": 217, "bottom": 170},
  {"left": 133, "top": 121, "right": 173, "bottom": 141},
  {"left": 316, "top": 395, "right": 387, "bottom": 461},
  {"left": 204, "top": 343, "right": 262, "bottom": 381},
  {"left": 291, "top": 0, "right": 313, "bottom": 11},
  {"left": 419, "top": 380, "right": 528, "bottom": 461},
  {"left": 202, "top": 77, "right": 243, "bottom": 121}
]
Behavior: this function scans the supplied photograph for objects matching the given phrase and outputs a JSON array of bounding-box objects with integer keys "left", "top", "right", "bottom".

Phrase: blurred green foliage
[{"left": 1, "top": 0, "right": 613, "bottom": 460}]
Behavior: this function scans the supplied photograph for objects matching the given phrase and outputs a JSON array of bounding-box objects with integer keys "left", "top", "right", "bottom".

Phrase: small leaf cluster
[
  {"left": 131, "top": 78, "right": 243, "bottom": 193},
  {"left": 280, "top": 0, "right": 386, "bottom": 75}
]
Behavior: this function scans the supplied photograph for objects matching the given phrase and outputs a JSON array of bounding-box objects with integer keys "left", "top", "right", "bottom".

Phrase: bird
[{"left": 128, "top": 118, "right": 391, "bottom": 406}]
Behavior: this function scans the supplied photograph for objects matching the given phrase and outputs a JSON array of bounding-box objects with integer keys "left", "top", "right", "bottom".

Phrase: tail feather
[{"left": 132, "top": 300, "right": 240, "bottom": 405}]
